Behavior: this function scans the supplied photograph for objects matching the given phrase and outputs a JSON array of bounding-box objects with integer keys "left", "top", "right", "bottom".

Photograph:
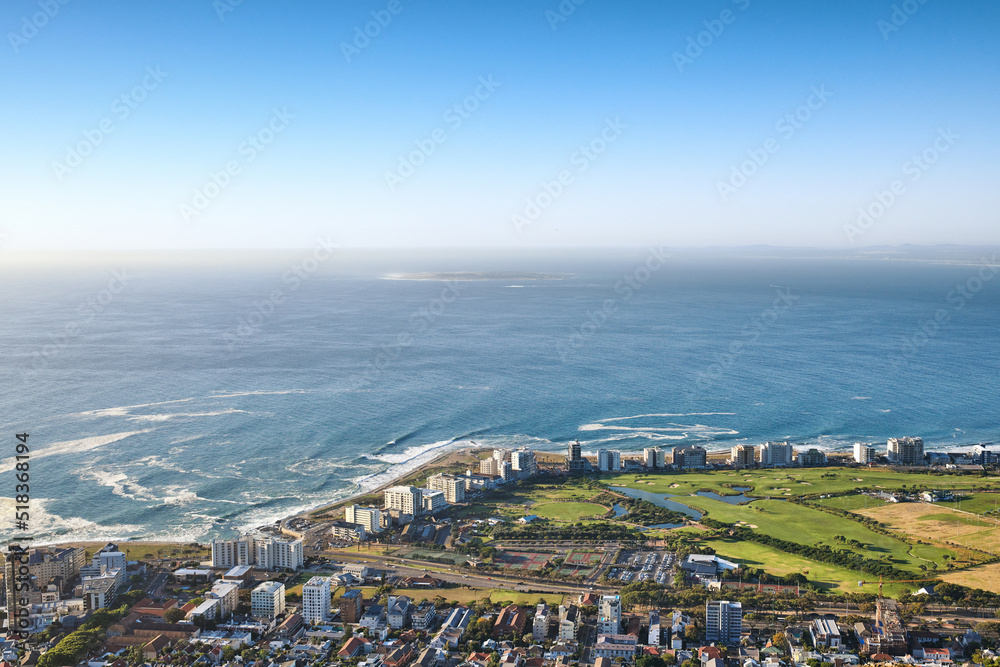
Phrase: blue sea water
[{"left": 0, "top": 249, "right": 998, "bottom": 543}]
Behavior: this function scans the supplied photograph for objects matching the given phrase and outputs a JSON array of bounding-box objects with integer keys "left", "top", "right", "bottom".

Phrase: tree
[
  {"left": 164, "top": 608, "right": 186, "bottom": 624},
  {"left": 772, "top": 631, "right": 788, "bottom": 650},
  {"left": 684, "top": 624, "right": 699, "bottom": 642},
  {"left": 125, "top": 646, "right": 143, "bottom": 666}
]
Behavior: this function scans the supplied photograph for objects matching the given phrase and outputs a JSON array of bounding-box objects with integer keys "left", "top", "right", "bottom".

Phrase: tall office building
[
  {"left": 887, "top": 437, "right": 924, "bottom": 466},
  {"left": 706, "top": 600, "right": 742, "bottom": 643}
]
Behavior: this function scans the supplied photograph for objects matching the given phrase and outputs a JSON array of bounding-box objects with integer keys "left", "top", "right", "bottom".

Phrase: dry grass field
[{"left": 855, "top": 502, "right": 1000, "bottom": 562}]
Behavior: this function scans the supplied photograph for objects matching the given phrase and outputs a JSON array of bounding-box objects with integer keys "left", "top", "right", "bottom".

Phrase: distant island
[{"left": 382, "top": 271, "right": 573, "bottom": 281}]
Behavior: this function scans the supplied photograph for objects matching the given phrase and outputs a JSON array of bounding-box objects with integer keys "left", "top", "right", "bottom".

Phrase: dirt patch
[{"left": 669, "top": 483, "right": 680, "bottom": 488}]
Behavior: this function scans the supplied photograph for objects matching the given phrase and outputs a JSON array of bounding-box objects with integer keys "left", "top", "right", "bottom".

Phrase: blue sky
[{"left": 1, "top": 0, "right": 998, "bottom": 250}]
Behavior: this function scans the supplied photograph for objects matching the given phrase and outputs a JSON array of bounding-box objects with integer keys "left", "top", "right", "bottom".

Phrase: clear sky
[{"left": 1, "top": 0, "right": 998, "bottom": 250}]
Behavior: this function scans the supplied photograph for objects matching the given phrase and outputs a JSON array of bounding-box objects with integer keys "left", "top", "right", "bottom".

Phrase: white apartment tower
[
  {"left": 302, "top": 576, "right": 332, "bottom": 624},
  {"left": 597, "top": 450, "right": 621, "bottom": 472},
  {"left": 346, "top": 505, "right": 384, "bottom": 533},
  {"left": 598, "top": 595, "right": 622, "bottom": 635},
  {"left": 758, "top": 441, "right": 794, "bottom": 467},
  {"left": 706, "top": 600, "right": 743, "bottom": 643},
  {"left": 255, "top": 536, "right": 305, "bottom": 570},
  {"left": 853, "top": 443, "right": 876, "bottom": 464},
  {"left": 887, "top": 437, "right": 924, "bottom": 466},
  {"left": 251, "top": 581, "right": 286, "bottom": 619},
  {"left": 211, "top": 536, "right": 254, "bottom": 569},
  {"left": 384, "top": 485, "right": 421, "bottom": 517}
]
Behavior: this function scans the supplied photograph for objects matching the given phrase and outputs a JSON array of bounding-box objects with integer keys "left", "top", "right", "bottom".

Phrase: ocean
[{"left": 1, "top": 248, "right": 998, "bottom": 544}]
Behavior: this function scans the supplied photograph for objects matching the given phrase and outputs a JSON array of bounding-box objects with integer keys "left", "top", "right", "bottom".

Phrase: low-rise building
[
  {"left": 330, "top": 520, "right": 367, "bottom": 542},
  {"left": 412, "top": 602, "right": 436, "bottom": 631},
  {"left": 493, "top": 603, "right": 527, "bottom": 639},
  {"left": 594, "top": 634, "right": 638, "bottom": 659},
  {"left": 387, "top": 596, "right": 412, "bottom": 629}
]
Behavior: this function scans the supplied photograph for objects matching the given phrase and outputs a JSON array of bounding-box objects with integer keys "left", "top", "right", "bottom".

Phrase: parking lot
[{"left": 607, "top": 549, "right": 675, "bottom": 584}]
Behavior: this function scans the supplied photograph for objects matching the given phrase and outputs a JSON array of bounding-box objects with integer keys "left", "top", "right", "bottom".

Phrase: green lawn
[
  {"left": 698, "top": 537, "right": 919, "bottom": 596},
  {"left": 533, "top": 501, "right": 608, "bottom": 522},
  {"left": 675, "top": 496, "right": 956, "bottom": 571},
  {"left": 605, "top": 467, "right": 1000, "bottom": 500},
  {"left": 808, "top": 494, "right": 887, "bottom": 511},
  {"left": 936, "top": 493, "right": 1000, "bottom": 516}
]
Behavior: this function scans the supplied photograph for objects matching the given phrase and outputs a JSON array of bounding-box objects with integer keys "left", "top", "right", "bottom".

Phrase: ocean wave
[
  {"left": 0, "top": 430, "right": 154, "bottom": 473},
  {"left": 126, "top": 409, "right": 251, "bottom": 422},
  {"left": 597, "top": 412, "right": 737, "bottom": 422},
  {"left": 0, "top": 497, "right": 144, "bottom": 545},
  {"left": 209, "top": 389, "right": 307, "bottom": 398}
]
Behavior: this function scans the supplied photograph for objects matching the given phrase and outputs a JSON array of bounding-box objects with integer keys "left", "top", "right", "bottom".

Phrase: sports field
[
  {"left": 533, "top": 501, "right": 608, "bottom": 522},
  {"left": 558, "top": 549, "right": 603, "bottom": 576},
  {"left": 854, "top": 502, "right": 1000, "bottom": 560},
  {"left": 495, "top": 551, "right": 551, "bottom": 571}
]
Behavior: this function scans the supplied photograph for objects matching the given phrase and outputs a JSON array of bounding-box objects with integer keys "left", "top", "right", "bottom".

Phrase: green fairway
[
  {"left": 533, "top": 501, "right": 608, "bottom": 522},
  {"left": 808, "top": 494, "right": 887, "bottom": 511},
  {"left": 605, "top": 467, "right": 1000, "bottom": 500},
  {"left": 675, "top": 495, "right": 956, "bottom": 570},
  {"left": 936, "top": 493, "right": 1000, "bottom": 516},
  {"left": 698, "top": 537, "right": 920, "bottom": 596}
]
